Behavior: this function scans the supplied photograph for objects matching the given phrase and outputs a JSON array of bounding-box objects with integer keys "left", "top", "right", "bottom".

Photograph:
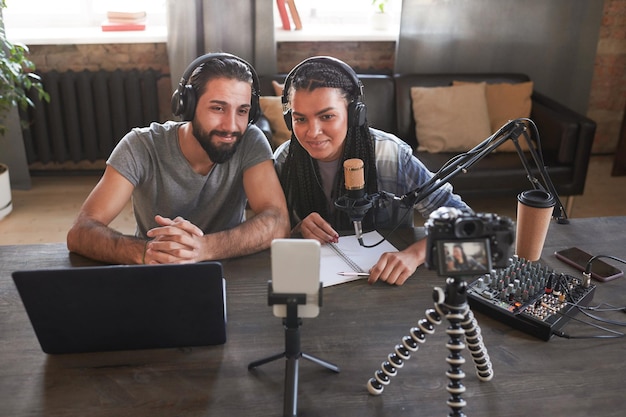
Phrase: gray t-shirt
[{"left": 107, "top": 121, "right": 273, "bottom": 238}]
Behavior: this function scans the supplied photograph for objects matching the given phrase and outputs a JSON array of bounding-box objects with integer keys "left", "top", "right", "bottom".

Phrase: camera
[{"left": 425, "top": 207, "right": 515, "bottom": 277}]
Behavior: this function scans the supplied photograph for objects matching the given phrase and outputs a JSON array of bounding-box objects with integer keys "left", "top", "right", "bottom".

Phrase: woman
[{"left": 274, "top": 56, "right": 470, "bottom": 285}]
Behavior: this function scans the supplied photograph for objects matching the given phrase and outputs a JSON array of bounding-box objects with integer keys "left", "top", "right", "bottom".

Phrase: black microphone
[{"left": 334, "top": 159, "right": 374, "bottom": 243}]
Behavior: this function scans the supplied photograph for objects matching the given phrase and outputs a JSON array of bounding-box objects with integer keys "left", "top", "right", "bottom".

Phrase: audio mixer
[{"left": 466, "top": 255, "right": 596, "bottom": 340}]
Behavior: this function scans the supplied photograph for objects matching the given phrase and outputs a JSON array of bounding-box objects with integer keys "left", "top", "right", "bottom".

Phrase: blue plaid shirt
[{"left": 274, "top": 128, "right": 470, "bottom": 229}]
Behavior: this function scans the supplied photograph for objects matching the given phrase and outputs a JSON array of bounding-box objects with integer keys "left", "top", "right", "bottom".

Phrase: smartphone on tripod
[{"left": 271, "top": 239, "right": 322, "bottom": 318}]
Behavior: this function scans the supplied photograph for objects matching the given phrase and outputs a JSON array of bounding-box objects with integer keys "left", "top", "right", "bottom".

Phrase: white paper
[{"left": 320, "top": 231, "right": 399, "bottom": 287}]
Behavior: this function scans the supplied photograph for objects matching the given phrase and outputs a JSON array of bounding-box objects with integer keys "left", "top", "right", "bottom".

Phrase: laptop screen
[{"left": 12, "top": 262, "right": 226, "bottom": 354}]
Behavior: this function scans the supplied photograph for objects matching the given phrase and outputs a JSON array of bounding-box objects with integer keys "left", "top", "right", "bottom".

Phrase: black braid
[{"left": 279, "top": 60, "right": 378, "bottom": 230}]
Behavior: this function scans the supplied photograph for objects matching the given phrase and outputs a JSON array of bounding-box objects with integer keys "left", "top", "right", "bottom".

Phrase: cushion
[
  {"left": 272, "top": 80, "right": 285, "bottom": 96},
  {"left": 453, "top": 80, "right": 534, "bottom": 152},
  {"left": 410, "top": 83, "right": 492, "bottom": 153},
  {"left": 259, "top": 96, "right": 291, "bottom": 149}
]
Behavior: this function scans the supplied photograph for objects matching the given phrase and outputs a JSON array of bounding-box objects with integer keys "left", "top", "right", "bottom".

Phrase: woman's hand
[
  {"left": 367, "top": 238, "right": 427, "bottom": 286},
  {"left": 296, "top": 212, "right": 339, "bottom": 244}
]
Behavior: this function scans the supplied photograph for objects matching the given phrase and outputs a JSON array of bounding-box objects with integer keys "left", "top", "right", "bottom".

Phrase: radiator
[{"left": 21, "top": 68, "right": 161, "bottom": 165}]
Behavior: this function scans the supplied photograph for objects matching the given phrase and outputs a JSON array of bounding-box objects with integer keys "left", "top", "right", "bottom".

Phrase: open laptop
[{"left": 12, "top": 262, "right": 226, "bottom": 354}]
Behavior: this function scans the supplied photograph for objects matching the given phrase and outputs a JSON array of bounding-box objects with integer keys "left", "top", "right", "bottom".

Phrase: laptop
[{"left": 11, "top": 262, "right": 227, "bottom": 354}]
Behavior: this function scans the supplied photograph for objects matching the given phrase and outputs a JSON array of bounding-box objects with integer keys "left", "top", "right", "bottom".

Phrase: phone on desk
[
  {"left": 271, "top": 239, "right": 321, "bottom": 318},
  {"left": 554, "top": 247, "right": 624, "bottom": 282}
]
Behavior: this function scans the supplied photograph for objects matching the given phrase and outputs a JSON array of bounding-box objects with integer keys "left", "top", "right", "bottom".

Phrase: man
[{"left": 67, "top": 53, "right": 290, "bottom": 264}]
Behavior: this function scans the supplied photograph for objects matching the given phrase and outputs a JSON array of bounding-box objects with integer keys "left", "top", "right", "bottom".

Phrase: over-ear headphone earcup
[
  {"left": 170, "top": 84, "right": 184, "bottom": 117},
  {"left": 349, "top": 101, "right": 367, "bottom": 128},
  {"left": 249, "top": 94, "right": 261, "bottom": 125},
  {"left": 283, "top": 109, "right": 293, "bottom": 131},
  {"left": 171, "top": 83, "right": 196, "bottom": 120},
  {"left": 181, "top": 84, "right": 196, "bottom": 121}
]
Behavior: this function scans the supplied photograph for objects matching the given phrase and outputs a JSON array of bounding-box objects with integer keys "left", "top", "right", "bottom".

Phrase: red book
[
  {"left": 101, "top": 20, "right": 146, "bottom": 32},
  {"left": 276, "top": 0, "right": 291, "bottom": 30}
]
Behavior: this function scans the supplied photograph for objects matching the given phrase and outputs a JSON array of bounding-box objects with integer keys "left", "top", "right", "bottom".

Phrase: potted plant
[
  {"left": 0, "top": 0, "right": 48, "bottom": 220},
  {"left": 372, "top": 0, "right": 389, "bottom": 13},
  {"left": 370, "top": 0, "right": 392, "bottom": 31}
]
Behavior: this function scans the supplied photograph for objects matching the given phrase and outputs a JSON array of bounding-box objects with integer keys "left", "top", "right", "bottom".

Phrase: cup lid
[{"left": 517, "top": 190, "right": 555, "bottom": 208}]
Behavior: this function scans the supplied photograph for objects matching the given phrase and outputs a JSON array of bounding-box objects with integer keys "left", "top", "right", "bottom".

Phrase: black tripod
[
  {"left": 366, "top": 277, "right": 494, "bottom": 417},
  {"left": 248, "top": 282, "right": 340, "bottom": 417}
]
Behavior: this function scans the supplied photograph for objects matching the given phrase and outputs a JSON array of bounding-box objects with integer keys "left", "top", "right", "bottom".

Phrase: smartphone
[
  {"left": 271, "top": 239, "right": 321, "bottom": 318},
  {"left": 554, "top": 247, "right": 624, "bottom": 282}
]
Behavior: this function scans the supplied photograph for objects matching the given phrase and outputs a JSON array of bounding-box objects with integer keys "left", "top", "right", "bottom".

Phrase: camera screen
[{"left": 437, "top": 238, "right": 492, "bottom": 277}]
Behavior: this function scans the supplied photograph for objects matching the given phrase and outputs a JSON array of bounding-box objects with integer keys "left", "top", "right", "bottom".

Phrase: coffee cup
[{"left": 515, "top": 190, "right": 555, "bottom": 261}]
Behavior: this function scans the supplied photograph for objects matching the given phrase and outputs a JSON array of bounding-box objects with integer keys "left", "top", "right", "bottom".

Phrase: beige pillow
[
  {"left": 453, "top": 80, "right": 534, "bottom": 152},
  {"left": 272, "top": 80, "right": 285, "bottom": 96},
  {"left": 411, "top": 83, "right": 492, "bottom": 153},
  {"left": 259, "top": 96, "right": 291, "bottom": 149}
]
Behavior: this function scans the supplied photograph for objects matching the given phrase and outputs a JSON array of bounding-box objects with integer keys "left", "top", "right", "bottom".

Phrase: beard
[{"left": 192, "top": 120, "right": 243, "bottom": 164}]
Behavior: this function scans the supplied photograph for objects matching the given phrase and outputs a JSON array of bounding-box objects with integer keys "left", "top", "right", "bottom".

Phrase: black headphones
[
  {"left": 171, "top": 52, "right": 261, "bottom": 124},
  {"left": 281, "top": 56, "right": 367, "bottom": 131}
]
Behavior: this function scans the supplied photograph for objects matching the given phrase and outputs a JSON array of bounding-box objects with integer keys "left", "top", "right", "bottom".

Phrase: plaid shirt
[
  {"left": 274, "top": 128, "right": 470, "bottom": 228},
  {"left": 370, "top": 128, "right": 469, "bottom": 227}
]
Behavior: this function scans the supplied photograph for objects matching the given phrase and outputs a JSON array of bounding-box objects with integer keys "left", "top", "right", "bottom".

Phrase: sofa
[{"left": 256, "top": 73, "right": 596, "bottom": 208}]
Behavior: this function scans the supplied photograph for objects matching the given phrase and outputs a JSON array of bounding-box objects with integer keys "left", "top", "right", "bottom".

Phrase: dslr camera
[{"left": 425, "top": 207, "right": 515, "bottom": 277}]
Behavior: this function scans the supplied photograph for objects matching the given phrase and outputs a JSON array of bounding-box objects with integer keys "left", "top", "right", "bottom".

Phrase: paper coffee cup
[{"left": 515, "top": 190, "right": 555, "bottom": 261}]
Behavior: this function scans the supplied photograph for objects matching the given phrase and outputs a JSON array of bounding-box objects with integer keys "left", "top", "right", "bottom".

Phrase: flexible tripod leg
[
  {"left": 461, "top": 309, "right": 493, "bottom": 382},
  {"left": 443, "top": 298, "right": 468, "bottom": 416},
  {"left": 366, "top": 306, "right": 442, "bottom": 395},
  {"left": 366, "top": 277, "right": 494, "bottom": 417}
]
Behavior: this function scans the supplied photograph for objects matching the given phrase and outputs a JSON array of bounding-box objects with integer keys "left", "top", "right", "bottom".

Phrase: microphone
[{"left": 334, "top": 159, "right": 374, "bottom": 243}]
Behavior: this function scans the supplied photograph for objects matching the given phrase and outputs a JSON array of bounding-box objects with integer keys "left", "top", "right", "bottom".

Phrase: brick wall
[
  {"left": 24, "top": 0, "right": 626, "bottom": 153},
  {"left": 588, "top": 0, "right": 626, "bottom": 153},
  {"left": 276, "top": 41, "right": 395, "bottom": 74}
]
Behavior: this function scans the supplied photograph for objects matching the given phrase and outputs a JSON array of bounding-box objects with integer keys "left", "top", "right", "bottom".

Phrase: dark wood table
[{"left": 1, "top": 217, "right": 625, "bottom": 417}]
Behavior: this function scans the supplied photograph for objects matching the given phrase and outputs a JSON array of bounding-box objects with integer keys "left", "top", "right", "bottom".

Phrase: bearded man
[{"left": 67, "top": 53, "right": 289, "bottom": 264}]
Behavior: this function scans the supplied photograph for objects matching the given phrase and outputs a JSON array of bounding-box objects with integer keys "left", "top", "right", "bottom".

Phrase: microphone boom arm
[{"left": 395, "top": 118, "right": 568, "bottom": 223}]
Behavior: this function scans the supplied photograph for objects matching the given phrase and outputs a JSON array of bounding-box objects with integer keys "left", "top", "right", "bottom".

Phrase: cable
[
  {"left": 576, "top": 308, "right": 626, "bottom": 327},
  {"left": 584, "top": 254, "right": 626, "bottom": 278},
  {"left": 544, "top": 302, "right": 625, "bottom": 339}
]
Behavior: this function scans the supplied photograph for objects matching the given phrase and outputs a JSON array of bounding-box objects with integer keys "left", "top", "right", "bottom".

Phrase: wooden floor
[{"left": 1, "top": 155, "right": 625, "bottom": 245}]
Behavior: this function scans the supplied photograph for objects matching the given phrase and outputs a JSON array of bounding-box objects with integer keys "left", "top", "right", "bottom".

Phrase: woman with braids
[{"left": 274, "top": 56, "right": 469, "bottom": 285}]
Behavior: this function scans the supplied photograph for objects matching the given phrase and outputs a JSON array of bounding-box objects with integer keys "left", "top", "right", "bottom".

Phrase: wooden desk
[{"left": 1, "top": 218, "right": 625, "bottom": 417}]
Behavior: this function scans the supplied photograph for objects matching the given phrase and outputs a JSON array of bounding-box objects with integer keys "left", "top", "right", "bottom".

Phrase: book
[
  {"left": 276, "top": 0, "right": 291, "bottom": 30},
  {"left": 106, "top": 10, "right": 147, "bottom": 20},
  {"left": 320, "top": 231, "right": 399, "bottom": 287},
  {"left": 286, "top": 0, "right": 303, "bottom": 30},
  {"left": 106, "top": 17, "right": 147, "bottom": 25},
  {"left": 101, "top": 20, "right": 146, "bottom": 32}
]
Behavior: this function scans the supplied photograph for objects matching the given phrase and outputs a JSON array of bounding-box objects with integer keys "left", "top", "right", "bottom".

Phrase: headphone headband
[
  {"left": 281, "top": 56, "right": 366, "bottom": 130},
  {"left": 171, "top": 52, "right": 261, "bottom": 123}
]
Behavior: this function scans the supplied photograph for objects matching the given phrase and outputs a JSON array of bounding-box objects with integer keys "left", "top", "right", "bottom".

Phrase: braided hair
[{"left": 279, "top": 60, "right": 378, "bottom": 230}]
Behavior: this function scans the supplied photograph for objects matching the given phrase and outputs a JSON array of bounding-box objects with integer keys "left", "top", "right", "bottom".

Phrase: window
[
  {"left": 3, "top": 0, "right": 166, "bottom": 29},
  {"left": 274, "top": 0, "right": 402, "bottom": 41},
  {"left": 3, "top": 0, "right": 399, "bottom": 44}
]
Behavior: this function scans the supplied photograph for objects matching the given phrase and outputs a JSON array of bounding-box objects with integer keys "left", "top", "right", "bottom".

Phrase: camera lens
[{"left": 454, "top": 219, "right": 483, "bottom": 238}]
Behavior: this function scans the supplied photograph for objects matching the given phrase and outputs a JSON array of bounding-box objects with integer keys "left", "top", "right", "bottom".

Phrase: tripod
[
  {"left": 366, "top": 276, "right": 494, "bottom": 417},
  {"left": 248, "top": 282, "right": 340, "bottom": 417}
]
